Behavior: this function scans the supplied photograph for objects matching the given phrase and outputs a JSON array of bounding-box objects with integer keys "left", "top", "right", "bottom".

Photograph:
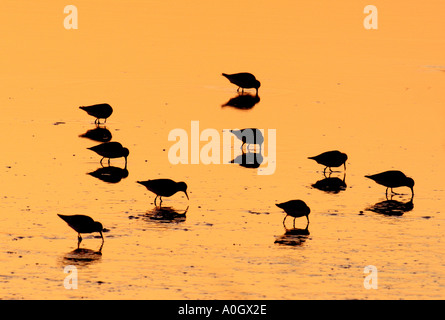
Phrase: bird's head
[
  {"left": 94, "top": 221, "right": 104, "bottom": 232},
  {"left": 177, "top": 182, "right": 189, "bottom": 200},
  {"left": 406, "top": 177, "right": 415, "bottom": 195}
]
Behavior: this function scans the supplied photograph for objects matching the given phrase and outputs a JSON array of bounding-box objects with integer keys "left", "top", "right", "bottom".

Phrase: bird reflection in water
[
  {"left": 79, "top": 125, "right": 112, "bottom": 143},
  {"left": 366, "top": 195, "right": 414, "bottom": 216},
  {"left": 63, "top": 245, "right": 103, "bottom": 266},
  {"left": 230, "top": 151, "right": 263, "bottom": 169},
  {"left": 311, "top": 172, "right": 347, "bottom": 194},
  {"left": 221, "top": 93, "right": 260, "bottom": 110},
  {"left": 88, "top": 166, "right": 129, "bottom": 183},
  {"left": 144, "top": 206, "right": 188, "bottom": 223},
  {"left": 274, "top": 225, "right": 310, "bottom": 247}
]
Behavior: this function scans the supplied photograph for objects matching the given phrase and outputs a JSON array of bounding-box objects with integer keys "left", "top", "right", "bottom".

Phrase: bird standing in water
[
  {"left": 229, "top": 128, "right": 264, "bottom": 152},
  {"left": 137, "top": 179, "right": 189, "bottom": 206},
  {"left": 88, "top": 141, "right": 129, "bottom": 166},
  {"left": 276, "top": 200, "right": 311, "bottom": 227},
  {"left": 57, "top": 214, "right": 104, "bottom": 248},
  {"left": 79, "top": 103, "right": 113, "bottom": 124},
  {"left": 222, "top": 72, "right": 261, "bottom": 95},
  {"left": 308, "top": 150, "right": 348, "bottom": 173},
  {"left": 365, "top": 170, "right": 414, "bottom": 196}
]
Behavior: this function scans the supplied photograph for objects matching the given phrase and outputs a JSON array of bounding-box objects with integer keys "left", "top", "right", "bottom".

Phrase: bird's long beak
[{"left": 184, "top": 191, "right": 189, "bottom": 200}]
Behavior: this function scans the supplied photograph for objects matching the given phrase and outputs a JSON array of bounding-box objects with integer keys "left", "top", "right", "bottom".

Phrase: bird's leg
[
  {"left": 159, "top": 197, "right": 163, "bottom": 206},
  {"left": 282, "top": 215, "right": 288, "bottom": 227},
  {"left": 108, "top": 158, "right": 111, "bottom": 166},
  {"left": 306, "top": 215, "right": 310, "bottom": 225},
  {"left": 100, "top": 157, "right": 104, "bottom": 167},
  {"left": 154, "top": 195, "right": 158, "bottom": 206},
  {"left": 293, "top": 218, "right": 296, "bottom": 228},
  {"left": 237, "top": 87, "right": 240, "bottom": 93},
  {"left": 77, "top": 234, "right": 82, "bottom": 248}
]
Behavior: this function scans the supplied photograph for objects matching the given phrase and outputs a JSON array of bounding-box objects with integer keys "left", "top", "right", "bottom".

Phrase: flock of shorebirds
[{"left": 58, "top": 72, "right": 415, "bottom": 248}]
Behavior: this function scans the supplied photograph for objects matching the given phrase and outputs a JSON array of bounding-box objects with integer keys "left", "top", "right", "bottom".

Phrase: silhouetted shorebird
[
  {"left": 222, "top": 72, "right": 261, "bottom": 95},
  {"left": 230, "top": 128, "right": 264, "bottom": 151},
  {"left": 137, "top": 179, "right": 189, "bottom": 205},
  {"left": 276, "top": 200, "right": 311, "bottom": 227},
  {"left": 308, "top": 150, "right": 348, "bottom": 173},
  {"left": 79, "top": 103, "right": 113, "bottom": 124},
  {"left": 88, "top": 141, "right": 129, "bottom": 166},
  {"left": 365, "top": 170, "right": 414, "bottom": 196},
  {"left": 57, "top": 214, "right": 104, "bottom": 248}
]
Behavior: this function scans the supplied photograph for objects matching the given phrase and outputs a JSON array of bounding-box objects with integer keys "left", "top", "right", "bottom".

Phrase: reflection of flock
[{"left": 58, "top": 73, "right": 416, "bottom": 251}]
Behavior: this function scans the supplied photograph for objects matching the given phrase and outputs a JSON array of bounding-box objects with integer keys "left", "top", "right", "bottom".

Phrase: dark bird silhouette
[
  {"left": 79, "top": 126, "right": 112, "bottom": 142},
  {"left": 222, "top": 72, "right": 261, "bottom": 95},
  {"left": 221, "top": 93, "right": 260, "bottom": 110},
  {"left": 365, "top": 170, "right": 414, "bottom": 196},
  {"left": 137, "top": 179, "right": 189, "bottom": 206},
  {"left": 276, "top": 200, "right": 311, "bottom": 227},
  {"left": 88, "top": 166, "right": 129, "bottom": 183},
  {"left": 308, "top": 150, "right": 348, "bottom": 173},
  {"left": 229, "top": 128, "right": 264, "bottom": 151},
  {"left": 88, "top": 141, "right": 129, "bottom": 166},
  {"left": 57, "top": 214, "right": 104, "bottom": 248},
  {"left": 79, "top": 103, "right": 113, "bottom": 124}
]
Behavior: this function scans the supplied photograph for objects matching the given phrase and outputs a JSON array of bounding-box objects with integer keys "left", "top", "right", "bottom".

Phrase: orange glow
[{"left": 0, "top": 1, "right": 444, "bottom": 299}]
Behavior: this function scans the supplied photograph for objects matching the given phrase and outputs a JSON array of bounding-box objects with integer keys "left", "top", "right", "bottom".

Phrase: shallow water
[{"left": 0, "top": 1, "right": 444, "bottom": 299}]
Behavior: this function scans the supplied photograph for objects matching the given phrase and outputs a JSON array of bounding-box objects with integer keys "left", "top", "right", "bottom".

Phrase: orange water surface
[{"left": 0, "top": 0, "right": 444, "bottom": 299}]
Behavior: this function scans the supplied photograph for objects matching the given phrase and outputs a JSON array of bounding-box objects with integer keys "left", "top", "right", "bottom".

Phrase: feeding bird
[
  {"left": 137, "top": 179, "right": 189, "bottom": 205},
  {"left": 222, "top": 72, "right": 261, "bottom": 95},
  {"left": 229, "top": 128, "right": 264, "bottom": 151},
  {"left": 308, "top": 150, "right": 348, "bottom": 173},
  {"left": 57, "top": 214, "right": 104, "bottom": 248},
  {"left": 276, "top": 200, "right": 311, "bottom": 227},
  {"left": 365, "top": 170, "right": 414, "bottom": 196},
  {"left": 88, "top": 141, "right": 129, "bottom": 166},
  {"left": 79, "top": 103, "right": 113, "bottom": 124}
]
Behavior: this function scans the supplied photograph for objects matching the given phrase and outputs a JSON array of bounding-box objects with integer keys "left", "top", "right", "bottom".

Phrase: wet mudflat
[{"left": 0, "top": 1, "right": 444, "bottom": 299}]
